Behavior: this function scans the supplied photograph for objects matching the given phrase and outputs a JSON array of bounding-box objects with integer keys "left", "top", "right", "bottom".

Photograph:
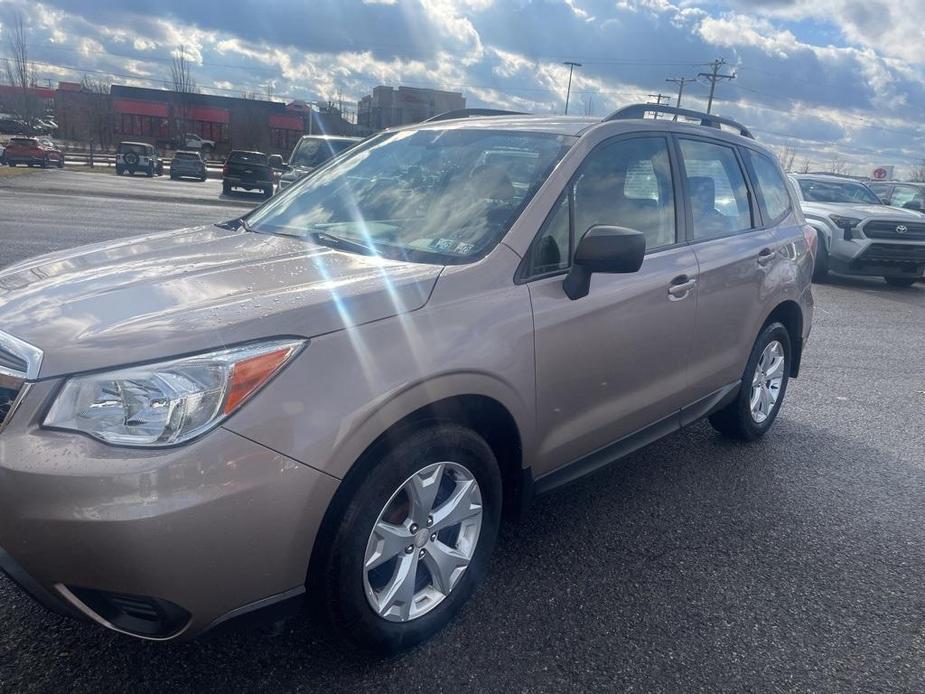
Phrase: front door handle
[
  {"left": 668, "top": 275, "right": 697, "bottom": 299},
  {"left": 757, "top": 248, "right": 775, "bottom": 266}
]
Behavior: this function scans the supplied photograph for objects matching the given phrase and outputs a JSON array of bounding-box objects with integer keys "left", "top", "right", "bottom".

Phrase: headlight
[
  {"left": 44, "top": 339, "right": 304, "bottom": 447},
  {"left": 829, "top": 215, "right": 863, "bottom": 239}
]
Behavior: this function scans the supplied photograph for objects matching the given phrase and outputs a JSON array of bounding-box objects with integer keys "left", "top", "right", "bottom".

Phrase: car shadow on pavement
[{"left": 2, "top": 415, "right": 923, "bottom": 692}]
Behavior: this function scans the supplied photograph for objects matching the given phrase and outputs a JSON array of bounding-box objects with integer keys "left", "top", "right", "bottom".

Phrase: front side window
[
  {"left": 680, "top": 139, "right": 753, "bottom": 239},
  {"left": 889, "top": 185, "right": 924, "bottom": 208},
  {"left": 247, "top": 129, "right": 572, "bottom": 264},
  {"left": 525, "top": 136, "right": 677, "bottom": 277},
  {"left": 291, "top": 138, "right": 356, "bottom": 167},
  {"left": 743, "top": 149, "right": 792, "bottom": 223}
]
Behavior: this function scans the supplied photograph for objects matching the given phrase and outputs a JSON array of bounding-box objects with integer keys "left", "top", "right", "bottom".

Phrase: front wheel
[
  {"left": 263, "top": 186, "right": 273, "bottom": 198},
  {"left": 312, "top": 424, "right": 502, "bottom": 654},
  {"left": 884, "top": 277, "right": 916, "bottom": 288},
  {"left": 57, "top": 156, "right": 64, "bottom": 168},
  {"left": 709, "top": 322, "right": 791, "bottom": 441},
  {"left": 222, "top": 181, "right": 231, "bottom": 194}
]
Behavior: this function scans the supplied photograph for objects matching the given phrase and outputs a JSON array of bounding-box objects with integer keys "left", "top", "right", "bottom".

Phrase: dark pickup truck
[{"left": 222, "top": 150, "right": 274, "bottom": 198}]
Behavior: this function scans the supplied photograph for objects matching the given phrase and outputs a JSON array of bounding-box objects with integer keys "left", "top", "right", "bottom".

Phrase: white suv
[{"left": 792, "top": 174, "right": 925, "bottom": 287}]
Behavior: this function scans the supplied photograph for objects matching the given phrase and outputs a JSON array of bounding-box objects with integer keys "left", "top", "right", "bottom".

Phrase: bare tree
[
  {"left": 167, "top": 49, "right": 197, "bottom": 142},
  {"left": 79, "top": 75, "right": 112, "bottom": 165},
  {"left": 776, "top": 146, "right": 797, "bottom": 172},
  {"left": 909, "top": 159, "right": 925, "bottom": 182},
  {"left": 828, "top": 156, "right": 849, "bottom": 176},
  {"left": 3, "top": 12, "right": 38, "bottom": 127},
  {"left": 797, "top": 157, "right": 812, "bottom": 174}
]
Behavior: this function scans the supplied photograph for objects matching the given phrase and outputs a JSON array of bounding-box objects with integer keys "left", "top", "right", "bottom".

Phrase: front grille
[
  {"left": 859, "top": 243, "right": 925, "bottom": 264},
  {"left": 863, "top": 221, "right": 925, "bottom": 240}
]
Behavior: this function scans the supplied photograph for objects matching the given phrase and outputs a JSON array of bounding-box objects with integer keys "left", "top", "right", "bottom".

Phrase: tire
[
  {"left": 222, "top": 181, "right": 231, "bottom": 194},
  {"left": 170, "top": 173, "right": 178, "bottom": 180},
  {"left": 263, "top": 186, "right": 273, "bottom": 199},
  {"left": 200, "top": 173, "right": 207, "bottom": 182},
  {"left": 884, "top": 277, "right": 916, "bottom": 288},
  {"left": 40, "top": 156, "right": 48, "bottom": 169},
  {"left": 57, "top": 156, "right": 64, "bottom": 168},
  {"left": 709, "top": 322, "right": 791, "bottom": 441},
  {"left": 812, "top": 232, "right": 829, "bottom": 281},
  {"left": 312, "top": 424, "right": 502, "bottom": 654},
  {"left": 146, "top": 165, "right": 154, "bottom": 178}
]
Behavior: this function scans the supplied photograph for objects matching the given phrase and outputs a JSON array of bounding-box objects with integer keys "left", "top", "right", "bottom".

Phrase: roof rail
[
  {"left": 423, "top": 108, "right": 528, "bottom": 123},
  {"left": 602, "top": 104, "right": 754, "bottom": 139}
]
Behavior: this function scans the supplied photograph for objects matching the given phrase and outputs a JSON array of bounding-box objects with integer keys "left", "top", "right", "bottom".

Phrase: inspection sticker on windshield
[{"left": 429, "top": 238, "right": 475, "bottom": 255}]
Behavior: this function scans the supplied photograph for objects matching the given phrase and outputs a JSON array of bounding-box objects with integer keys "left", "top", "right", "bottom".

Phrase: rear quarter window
[{"left": 743, "top": 149, "right": 792, "bottom": 224}]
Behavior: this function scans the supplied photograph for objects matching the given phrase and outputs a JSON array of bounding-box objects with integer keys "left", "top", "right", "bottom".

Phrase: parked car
[
  {"left": 0, "top": 142, "right": 5, "bottom": 165},
  {"left": 222, "top": 150, "right": 274, "bottom": 197},
  {"left": 792, "top": 174, "right": 925, "bottom": 286},
  {"left": 115, "top": 141, "right": 163, "bottom": 177},
  {"left": 0, "top": 114, "right": 28, "bottom": 135},
  {"left": 868, "top": 180, "right": 925, "bottom": 211},
  {"left": 277, "top": 134, "right": 361, "bottom": 191},
  {"left": 169, "top": 150, "right": 208, "bottom": 181},
  {"left": 3, "top": 136, "right": 64, "bottom": 168},
  {"left": 0, "top": 105, "right": 814, "bottom": 653},
  {"left": 157, "top": 133, "right": 215, "bottom": 153}
]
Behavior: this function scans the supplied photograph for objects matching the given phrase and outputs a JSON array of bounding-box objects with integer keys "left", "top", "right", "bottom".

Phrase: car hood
[
  {"left": 801, "top": 202, "right": 925, "bottom": 222},
  {"left": 0, "top": 226, "right": 442, "bottom": 378}
]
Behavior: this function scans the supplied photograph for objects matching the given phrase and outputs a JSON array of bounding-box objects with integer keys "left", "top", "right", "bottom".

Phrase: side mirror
[
  {"left": 563, "top": 225, "right": 646, "bottom": 300},
  {"left": 269, "top": 154, "right": 285, "bottom": 170},
  {"left": 902, "top": 200, "right": 922, "bottom": 211}
]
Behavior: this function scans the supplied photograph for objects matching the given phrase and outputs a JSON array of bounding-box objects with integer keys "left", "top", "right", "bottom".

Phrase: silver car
[
  {"left": 169, "top": 150, "right": 208, "bottom": 181},
  {"left": 792, "top": 174, "right": 925, "bottom": 287}
]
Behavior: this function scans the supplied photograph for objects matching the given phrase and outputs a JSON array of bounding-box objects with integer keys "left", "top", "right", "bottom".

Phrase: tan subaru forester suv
[{"left": 0, "top": 105, "right": 814, "bottom": 652}]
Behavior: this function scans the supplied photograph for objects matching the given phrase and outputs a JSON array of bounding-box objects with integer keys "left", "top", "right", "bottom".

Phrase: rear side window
[
  {"left": 743, "top": 149, "right": 792, "bottom": 224},
  {"left": 680, "top": 139, "right": 753, "bottom": 240},
  {"left": 526, "top": 136, "right": 676, "bottom": 277}
]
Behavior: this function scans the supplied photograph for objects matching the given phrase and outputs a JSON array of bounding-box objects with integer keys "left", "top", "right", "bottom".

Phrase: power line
[{"left": 698, "top": 58, "right": 736, "bottom": 114}]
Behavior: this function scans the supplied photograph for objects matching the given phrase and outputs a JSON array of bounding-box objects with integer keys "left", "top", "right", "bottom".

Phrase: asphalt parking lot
[{"left": 0, "top": 170, "right": 923, "bottom": 693}]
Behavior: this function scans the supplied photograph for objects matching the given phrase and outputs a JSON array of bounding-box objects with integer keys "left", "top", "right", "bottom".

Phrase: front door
[{"left": 524, "top": 135, "right": 698, "bottom": 477}]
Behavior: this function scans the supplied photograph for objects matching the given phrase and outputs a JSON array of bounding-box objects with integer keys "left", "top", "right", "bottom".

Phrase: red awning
[
  {"left": 269, "top": 113, "right": 303, "bottom": 130},
  {"left": 113, "top": 98, "right": 168, "bottom": 118},
  {"left": 189, "top": 106, "right": 229, "bottom": 124}
]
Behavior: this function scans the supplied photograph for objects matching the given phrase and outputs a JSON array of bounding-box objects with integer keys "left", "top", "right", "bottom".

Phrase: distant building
[{"left": 357, "top": 86, "right": 465, "bottom": 130}]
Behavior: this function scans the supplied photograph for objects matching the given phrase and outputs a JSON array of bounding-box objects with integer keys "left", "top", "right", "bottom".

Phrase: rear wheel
[
  {"left": 709, "top": 322, "right": 791, "bottom": 441},
  {"left": 263, "top": 186, "right": 273, "bottom": 198},
  {"left": 312, "top": 424, "right": 501, "bottom": 654},
  {"left": 146, "top": 164, "right": 154, "bottom": 177},
  {"left": 884, "top": 277, "right": 916, "bottom": 288},
  {"left": 57, "top": 156, "right": 64, "bottom": 168},
  {"left": 222, "top": 181, "right": 231, "bottom": 194}
]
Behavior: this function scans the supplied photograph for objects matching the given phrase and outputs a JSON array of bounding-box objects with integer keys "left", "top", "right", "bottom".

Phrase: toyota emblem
[{"left": 896, "top": 225, "right": 908, "bottom": 234}]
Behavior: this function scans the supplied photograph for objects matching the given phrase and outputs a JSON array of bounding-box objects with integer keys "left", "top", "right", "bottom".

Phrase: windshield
[
  {"left": 229, "top": 151, "right": 268, "bottom": 164},
  {"left": 798, "top": 178, "right": 881, "bottom": 204},
  {"left": 291, "top": 138, "right": 357, "bottom": 167},
  {"left": 247, "top": 128, "right": 572, "bottom": 264}
]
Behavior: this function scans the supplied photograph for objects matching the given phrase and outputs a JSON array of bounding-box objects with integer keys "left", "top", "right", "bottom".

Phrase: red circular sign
[{"left": 873, "top": 167, "right": 888, "bottom": 180}]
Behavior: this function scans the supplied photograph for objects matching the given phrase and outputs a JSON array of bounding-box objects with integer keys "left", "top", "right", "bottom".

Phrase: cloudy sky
[{"left": 2, "top": 0, "right": 924, "bottom": 175}]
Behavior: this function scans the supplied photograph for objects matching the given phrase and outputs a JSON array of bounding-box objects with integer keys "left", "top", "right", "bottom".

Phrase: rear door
[
  {"left": 526, "top": 135, "right": 699, "bottom": 477},
  {"left": 677, "top": 137, "right": 785, "bottom": 406}
]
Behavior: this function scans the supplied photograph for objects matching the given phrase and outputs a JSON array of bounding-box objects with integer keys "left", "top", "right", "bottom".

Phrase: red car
[{"left": 4, "top": 137, "right": 64, "bottom": 168}]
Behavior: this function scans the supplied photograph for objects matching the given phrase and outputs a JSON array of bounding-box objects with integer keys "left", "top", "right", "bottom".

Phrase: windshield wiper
[{"left": 307, "top": 230, "right": 379, "bottom": 256}]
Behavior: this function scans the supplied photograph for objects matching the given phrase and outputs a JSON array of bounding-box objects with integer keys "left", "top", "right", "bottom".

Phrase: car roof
[
  {"left": 119, "top": 141, "right": 152, "bottom": 147},
  {"left": 229, "top": 150, "right": 266, "bottom": 155}
]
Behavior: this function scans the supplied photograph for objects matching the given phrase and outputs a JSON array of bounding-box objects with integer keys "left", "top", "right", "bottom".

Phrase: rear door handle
[
  {"left": 757, "top": 248, "right": 775, "bottom": 265},
  {"left": 668, "top": 275, "right": 697, "bottom": 299}
]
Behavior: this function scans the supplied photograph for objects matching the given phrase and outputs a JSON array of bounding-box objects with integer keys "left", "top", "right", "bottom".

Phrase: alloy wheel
[
  {"left": 363, "top": 461, "right": 483, "bottom": 623},
  {"left": 750, "top": 340, "right": 785, "bottom": 423}
]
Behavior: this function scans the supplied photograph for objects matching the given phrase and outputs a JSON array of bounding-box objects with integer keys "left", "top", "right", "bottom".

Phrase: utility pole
[
  {"left": 698, "top": 58, "right": 735, "bottom": 114},
  {"left": 563, "top": 61, "right": 582, "bottom": 115},
  {"left": 666, "top": 76, "right": 696, "bottom": 110},
  {"left": 646, "top": 93, "right": 671, "bottom": 118}
]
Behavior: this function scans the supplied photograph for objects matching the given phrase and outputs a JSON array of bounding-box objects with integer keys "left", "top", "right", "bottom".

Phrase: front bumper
[
  {"left": 830, "top": 240, "right": 925, "bottom": 278},
  {"left": 0, "top": 380, "right": 339, "bottom": 640}
]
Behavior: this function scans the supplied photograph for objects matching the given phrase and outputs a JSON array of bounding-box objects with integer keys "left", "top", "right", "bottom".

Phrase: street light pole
[{"left": 563, "top": 61, "right": 582, "bottom": 115}]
